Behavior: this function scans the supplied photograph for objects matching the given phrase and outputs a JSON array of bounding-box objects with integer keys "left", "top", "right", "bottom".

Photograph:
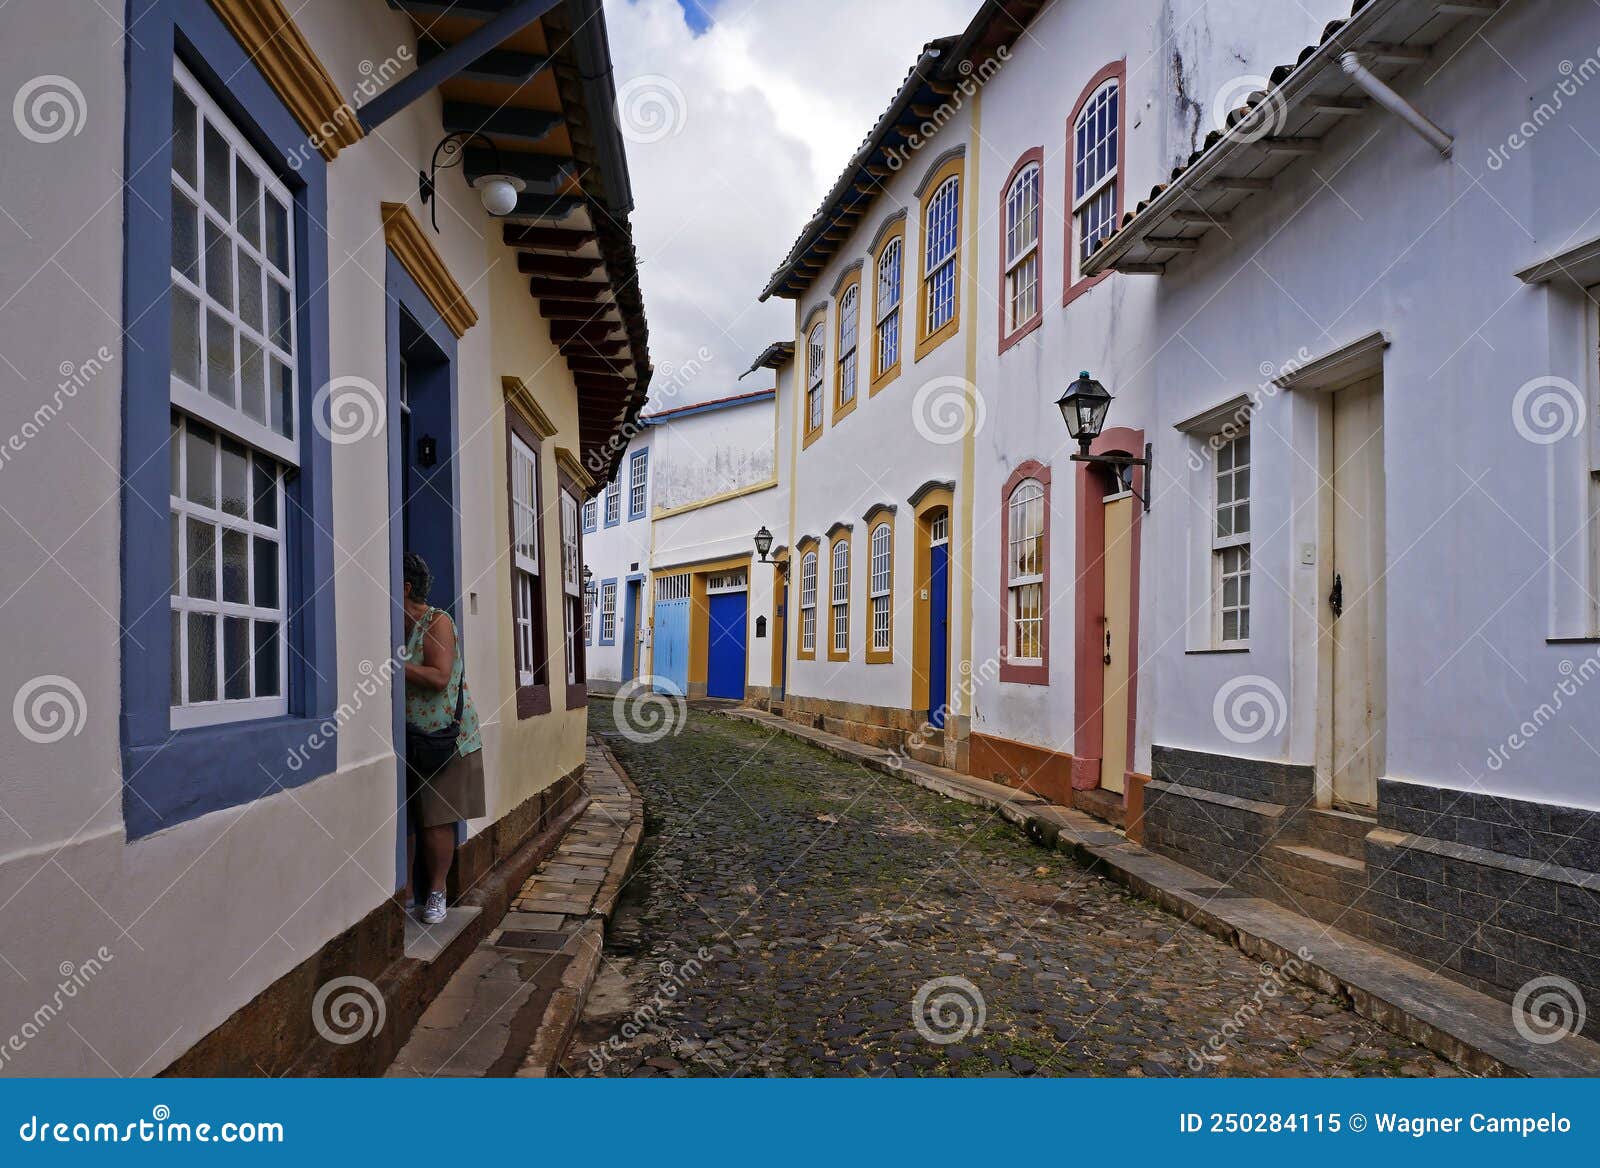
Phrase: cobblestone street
[{"left": 563, "top": 703, "right": 1456, "bottom": 1078}]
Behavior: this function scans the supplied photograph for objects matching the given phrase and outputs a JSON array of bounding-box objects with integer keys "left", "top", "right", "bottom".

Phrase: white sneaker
[{"left": 420, "top": 891, "right": 447, "bottom": 925}]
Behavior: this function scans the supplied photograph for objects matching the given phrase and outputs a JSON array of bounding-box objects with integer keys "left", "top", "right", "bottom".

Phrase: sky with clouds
[{"left": 605, "top": 0, "right": 975, "bottom": 408}]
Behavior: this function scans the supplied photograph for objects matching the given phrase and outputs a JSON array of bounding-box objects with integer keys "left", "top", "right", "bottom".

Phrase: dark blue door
[
  {"left": 928, "top": 544, "right": 950, "bottom": 729},
  {"left": 621, "top": 581, "right": 640, "bottom": 681},
  {"left": 707, "top": 591, "right": 748, "bottom": 699}
]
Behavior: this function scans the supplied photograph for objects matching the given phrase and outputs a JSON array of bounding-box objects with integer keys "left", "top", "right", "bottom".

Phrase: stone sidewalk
[
  {"left": 722, "top": 707, "right": 1600, "bottom": 1077},
  {"left": 385, "top": 738, "right": 642, "bottom": 1077}
]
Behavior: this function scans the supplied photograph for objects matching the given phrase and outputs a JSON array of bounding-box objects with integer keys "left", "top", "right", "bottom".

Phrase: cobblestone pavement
[{"left": 563, "top": 702, "right": 1456, "bottom": 1078}]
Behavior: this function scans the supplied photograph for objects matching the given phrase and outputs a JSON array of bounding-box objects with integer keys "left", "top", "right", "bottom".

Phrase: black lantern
[
  {"left": 1056, "top": 371, "right": 1113, "bottom": 455},
  {"left": 582, "top": 565, "right": 596, "bottom": 605},
  {"left": 754, "top": 525, "right": 774, "bottom": 560}
]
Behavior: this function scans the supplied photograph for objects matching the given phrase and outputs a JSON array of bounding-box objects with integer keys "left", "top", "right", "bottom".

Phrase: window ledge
[
  {"left": 1185, "top": 646, "right": 1250, "bottom": 655},
  {"left": 565, "top": 683, "right": 588, "bottom": 710},
  {"left": 516, "top": 683, "right": 552, "bottom": 718},
  {"left": 1547, "top": 635, "right": 1600, "bottom": 644}
]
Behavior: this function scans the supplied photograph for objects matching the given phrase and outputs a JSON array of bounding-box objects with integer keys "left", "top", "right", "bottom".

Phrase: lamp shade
[
  {"left": 1056, "top": 371, "right": 1112, "bottom": 450},
  {"left": 472, "top": 173, "right": 524, "bottom": 217},
  {"left": 754, "top": 525, "right": 774, "bottom": 559}
]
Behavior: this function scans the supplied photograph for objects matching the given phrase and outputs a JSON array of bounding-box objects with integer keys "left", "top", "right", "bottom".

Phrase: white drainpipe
[{"left": 1339, "top": 51, "right": 1454, "bottom": 157}]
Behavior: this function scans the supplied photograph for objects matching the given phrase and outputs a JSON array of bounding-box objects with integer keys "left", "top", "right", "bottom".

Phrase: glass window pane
[
  {"left": 223, "top": 616, "right": 251, "bottom": 699},
  {"left": 169, "top": 414, "right": 181, "bottom": 496},
  {"left": 265, "top": 196, "right": 289, "bottom": 273},
  {"left": 205, "top": 310, "right": 235, "bottom": 405},
  {"left": 184, "top": 424, "right": 214, "bottom": 506},
  {"left": 239, "top": 337, "right": 266, "bottom": 424},
  {"left": 254, "top": 620, "right": 280, "bottom": 697},
  {"left": 186, "top": 517, "right": 216, "bottom": 599},
  {"left": 252, "top": 460, "right": 277, "bottom": 527},
  {"left": 202, "top": 121, "right": 229, "bottom": 216},
  {"left": 171, "top": 187, "right": 199, "bottom": 281},
  {"left": 268, "top": 277, "right": 291, "bottom": 349},
  {"left": 221, "top": 527, "right": 248, "bottom": 602},
  {"left": 171, "top": 610, "right": 183, "bottom": 704},
  {"left": 170, "top": 512, "right": 181, "bottom": 596},
  {"left": 172, "top": 84, "right": 197, "bottom": 187},
  {"left": 170, "top": 285, "right": 202, "bottom": 387},
  {"left": 204, "top": 217, "right": 232, "bottom": 310},
  {"left": 271, "top": 358, "right": 293, "bottom": 439},
  {"left": 220, "top": 438, "right": 248, "bottom": 516},
  {"left": 187, "top": 611, "right": 217, "bottom": 702},
  {"left": 237, "top": 250, "right": 263, "bottom": 333},
  {"left": 234, "top": 158, "right": 260, "bottom": 245},
  {"left": 1236, "top": 502, "right": 1249, "bottom": 534},
  {"left": 253, "top": 536, "right": 278, "bottom": 609}
]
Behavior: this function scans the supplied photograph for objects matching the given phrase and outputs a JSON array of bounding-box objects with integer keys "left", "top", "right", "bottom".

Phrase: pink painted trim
[
  {"left": 1072, "top": 425, "right": 1145, "bottom": 791},
  {"left": 998, "top": 146, "right": 1045, "bottom": 355},
  {"left": 999, "top": 459, "right": 1051, "bottom": 686},
  {"left": 1062, "top": 60, "right": 1126, "bottom": 310}
]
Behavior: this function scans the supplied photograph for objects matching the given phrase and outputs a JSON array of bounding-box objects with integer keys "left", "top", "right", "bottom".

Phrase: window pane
[
  {"left": 268, "top": 277, "right": 291, "bottom": 349},
  {"left": 170, "top": 285, "right": 202, "bottom": 387},
  {"left": 172, "top": 84, "right": 197, "bottom": 187},
  {"left": 234, "top": 158, "right": 260, "bottom": 246},
  {"left": 237, "top": 251, "right": 263, "bottom": 333},
  {"left": 220, "top": 438, "right": 249, "bottom": 517},
  {"left": 252, "top": 459, "right": 276, "bottom": 526},
  {"left": 171, "top": 187, "right": 199, "bottom": 282},
  {"left": 205, "top": 309, "right": 235, "bottom": 405},
  {"left": 254, "top": 620, "right": 280, "bottom": 697},
  {"left": 204, "top": 217, "right": 232, "bottom": 310},
  {"left": 171, "top": 610, "right": 183, "bottom": 704},
  {"left": 271, "top": 358, "right": 293, "bottom": 439},
  {"left": 202, "top": 121, "right": 229, "bottom": 216},
  {"left": 253, "top": 536, "right": 278, "bottom": 609},
  {"left": 170, "top": 512, "right": 181, "bottom": 595},
  {"left": 187, "top": 611, "right": 217, "bottom": 702},
  {"left": 239, "top": 337, "right": 267, "bottom": 424},
  {"left": 221, "top": 528, "right": 248, "bottom": 603},
  {"left": 185, "top": 424, "right": 214, "bottom": 506},
  {"left": 186, "top": 517, "right": 216, "bottom": 599},
  {"left": 223, "top": 615, "right": 251, "bottom": 700},
  {"left": 265, "top": 196, "right": 289, "bottom": 273}
]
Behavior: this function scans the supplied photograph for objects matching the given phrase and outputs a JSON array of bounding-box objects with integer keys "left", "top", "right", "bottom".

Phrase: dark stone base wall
[{"left": 1144, "top": 745, "right": 1600, "bottom": 1040}]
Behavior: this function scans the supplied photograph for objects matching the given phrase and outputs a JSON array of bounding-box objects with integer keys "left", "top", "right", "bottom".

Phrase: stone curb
[{"left": 721, "top": 707, "right": 1600, "bottom": 1078}]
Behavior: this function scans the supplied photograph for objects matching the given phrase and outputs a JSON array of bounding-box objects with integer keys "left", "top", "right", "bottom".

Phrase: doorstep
[
  {"left": 403, "top": 906, "right": 483, "bottom": 963},
  {"left": 721, "top": 707, "right": 1600, "bottom": 1077}
]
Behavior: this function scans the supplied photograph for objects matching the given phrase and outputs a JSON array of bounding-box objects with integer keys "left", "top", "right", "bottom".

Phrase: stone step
[
  {"left": 903, "top": 741, "right": 945, "bottom": 767},
  {"left": 1302, "top": 807, "right": 1378, "bottom": 861}
]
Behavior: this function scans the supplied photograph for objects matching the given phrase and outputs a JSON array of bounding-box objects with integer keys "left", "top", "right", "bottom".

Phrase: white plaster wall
[
  {"left": 583, "top": 430, "right": 655, "bottom": 684},
  {"left": 0, "top": 0, "right": 588, "bottom": 1073},
  {"left": 651, "top": 398, "right": 776, "bottom": 512},
  {"left": 967, "top": 0, "right": 1346, "bottom": 766},
  {"left": 1143, "top": 2, "right": 1600, "bottom": 811}
]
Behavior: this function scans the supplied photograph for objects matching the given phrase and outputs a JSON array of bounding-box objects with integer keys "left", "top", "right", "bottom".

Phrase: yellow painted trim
[
  {"left": 826, "top": 532, "right": 851, "bottom": 662},
  {"left": 554, "top": 446, "right": 596, "bottom": 495},
  {"left": 208, "top": 0, "right": 362, "bottom": 159},
  {"left": 864, "top": 515, "right": 894, "bottom": 665},
  {"left": 502, "top": 376, "right": 558, "bottom": 439},
  {"left": 787, "top": 299, "right": 803, "bottom": 667},
  {"left": 832, "top": 270, "right": 862, "bottom": 425},
  {"left": 652, "top": 477, "right": 777, "bottom": 521},
  {"left": 794, "top": 537, "right": 819, "bottom": 661},
  {"left": 910, "top": 487, "right": 955, "bottom": 713},
  {"left": 801, "top": 316, "right": 826, "bottom": 447},
  {"left": 955, "top": 90, "right": 982, "bottom": 721},
  {"left": 381, "top": 203, "right": 479, "bottom": 337},
  {"left": 770, "top": 550, "right": 788, "bottom": 685},
  {"left": 914, "top": 154, "right": 965, "bottom": 363},
  {"left": 869, "top": 217, "right": 906, "bottom": 396}
]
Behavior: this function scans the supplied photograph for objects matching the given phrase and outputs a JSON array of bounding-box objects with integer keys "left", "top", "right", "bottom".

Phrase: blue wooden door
[
  {"left": 621, "top": 581, "right": 640, "bottom": 681},
  {"left": 928, "top": 543, "right": 950, "bottom": 729},
  {"left": 653, "top": 594, "right": 690, "bottom": 696},
  {"left": 706, "top": 592, "right": 748, "bottom": 699}
]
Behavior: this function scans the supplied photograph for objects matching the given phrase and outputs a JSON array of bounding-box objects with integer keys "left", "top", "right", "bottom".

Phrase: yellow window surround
[
  {"left": 914, "top": 149, "right": 966, "bottom": 363},
  {"left": 863, "top": 504, "right": 896, "bottom": 665},
  {"left": 832, "top": 268, "right": 862, "bottom": 425},
  {"left": 868, "top": 212, "right": 907, "bottom": 395}
]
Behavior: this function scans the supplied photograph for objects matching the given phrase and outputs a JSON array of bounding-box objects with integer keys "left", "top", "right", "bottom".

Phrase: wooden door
[{"left": 1099, "top": 494, "right": 1135, "bottom": 795}]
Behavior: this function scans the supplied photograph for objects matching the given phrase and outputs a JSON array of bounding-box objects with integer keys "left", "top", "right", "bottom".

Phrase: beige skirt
[{"left": 407, "top": 747, "right": 486, "bottom": 828}]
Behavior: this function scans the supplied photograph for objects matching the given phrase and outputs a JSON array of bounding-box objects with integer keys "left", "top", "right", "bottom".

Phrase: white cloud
[{"left": 605, "top": 0, "right": 973, "bottom": 407}]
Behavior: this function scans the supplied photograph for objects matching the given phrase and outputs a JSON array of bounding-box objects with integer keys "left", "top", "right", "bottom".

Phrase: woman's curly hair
[{"left": 403, "top": 552, "right": 433, "bottom": 602}]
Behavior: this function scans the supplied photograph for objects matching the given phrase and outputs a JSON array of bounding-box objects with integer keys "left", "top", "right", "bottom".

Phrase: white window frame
[
  {"left": 924, "top": 175, "right": 961, "bottom": 335},
  {"left": 583, "top": 497, "right": 597, "bottom": 532},
  {"left": 1007, "top": 479, "right": 1046, "bottom": 665},
  {"left": 629, "top": 450, "right": 648, "bottom": 518},
  {"left": 1072, "top": 79, "right": 1119, "bottom": 281},
  {"left": 800, "top": 550, "right": 818, "bottom": 652},
  {"left": 1004, "top": 162, "right": 1041, "bottom": 333},
  {"left": 875, "top": 237, "right": 902, "bottom": 375},
  {"left": 604, "top": 476, "right": 621, "bottom": 525},
  {"left": 1213, "top": 430, "right": 1251, "bottom": 646},
  {"left": 837, "top": 282, "right": 859, "bottom": 408},
  {"left": 830, "top": 539, "right": 851, "bottom": 655},
  {"left": 869, "top": 522, "right": 892, "bottom": 654},
  {"left": 806, "top": 321, "right": 825, "bottom": 434},
  {"left": 601, "top": 579, "right": 618, "bottom": 643},
  {"left": 560, "top": 489, "right": 581, "bottom": 683},
  {"left": 510, "top": 434, "right": 542, "bottom": 686}
]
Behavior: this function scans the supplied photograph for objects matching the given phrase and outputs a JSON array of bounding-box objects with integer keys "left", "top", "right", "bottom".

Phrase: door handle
[
  {"left": 1329, "top": 572, "right": 1343, "bottom": 620},
  {"left": 1103, "top": 628, "right": 1113, "bottom": 665}
]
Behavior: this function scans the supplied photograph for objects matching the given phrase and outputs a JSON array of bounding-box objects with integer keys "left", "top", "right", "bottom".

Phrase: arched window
[
  {"left": 923, "top": 174, "right": 961, "bottom": 337},
  {"left": 1070, "top": 72, "right": 1120, "bottom": 290},
  {"left": 829, "top": 536, "right": 851, "bottom": 660},
  {"left": 1003, "top": 159, "right": 1041, "bottom": 336},
  {"left": 805, "top": 320, "right": 826, "bottom": 438},
  {"left": 836, "top": 279, "right": 859, "bottom": 415},
  {"left": 873, "top": 234, "right": 902, "bottom": 383},
  {"left": 1007, "top": 479, "right": 1046, "bottom": 665},
  {"left": 868, "top": 521, "right": 893, "bottom": 660},
  {"left": 799, "top": 549, "right": 818, "bottom": 658}
]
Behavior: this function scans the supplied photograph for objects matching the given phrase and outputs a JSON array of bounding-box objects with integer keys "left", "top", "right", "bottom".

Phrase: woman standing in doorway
[{"left": 402, "top": 552, "right": 485, "bottom": 925}]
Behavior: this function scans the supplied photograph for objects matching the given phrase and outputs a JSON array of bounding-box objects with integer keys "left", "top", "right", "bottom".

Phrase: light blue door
[
  {"left": 653, "top": 593, "right": 689, "bottom": 696},
  {"left": 706, "top": 591, "right": 748, "bottom": 699}
]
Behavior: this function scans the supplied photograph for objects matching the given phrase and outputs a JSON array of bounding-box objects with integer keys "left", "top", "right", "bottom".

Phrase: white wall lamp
[
  {"left": 1058, "top": 371, "right": 1153, "bottom": 511},
  {"left": 419, "top": 131, "right": 525, "bottom": 232}
]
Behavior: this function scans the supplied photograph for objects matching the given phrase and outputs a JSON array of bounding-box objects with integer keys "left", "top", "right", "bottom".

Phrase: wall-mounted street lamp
[
  {"left": 1057, "top": 371, "right": 1153, "bottom": 512},
  {"left": 419, "top": 131, "right": 525, "bottom": 233},
  {"left": 754, "top": 526, "right": 789, "bottom": 577},
  {"left": 582, "top": 565, "right": 596, "bottom": 607}
]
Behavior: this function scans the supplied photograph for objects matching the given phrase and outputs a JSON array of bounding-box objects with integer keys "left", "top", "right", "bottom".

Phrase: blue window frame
[
  {"left": 583, "top": 497, "right": 597, "bottom": 534},
  {"left": 628, "top": 449, "right": 648, "bottom": 520},
  {"left": 121, "top": 0, "right": 337, "bottom": 838},
  {"left": 604, "top": 475, "right": 621, "bottom": 527},
  {"left": 599, "top": 578, "right": 619, "bottom": 645}
]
